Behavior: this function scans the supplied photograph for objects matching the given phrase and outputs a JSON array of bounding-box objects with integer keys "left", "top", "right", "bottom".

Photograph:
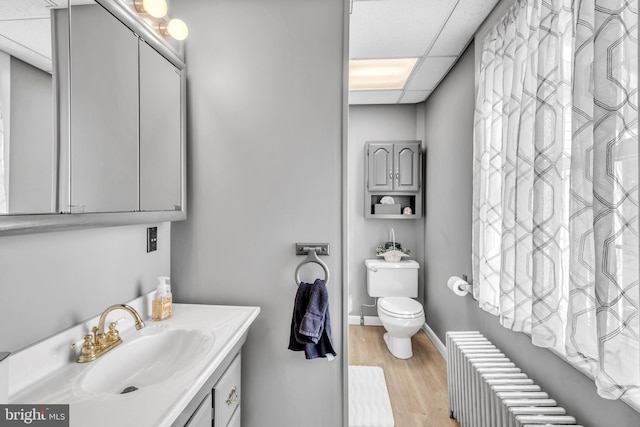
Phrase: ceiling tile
[
  {"left": 349, "top": 0, "right": 457, "bottom": 59},
  {"left": 0, "top": 0, "right": 60, "bottom": 72},
  {"left": 429, "top": 0, "right": 500, "bottom": 56},
  {"left": 0, "top": 20, "right": 51, "bottom": 59},
  {"left": 349, "top": 90, "right": 402, "bottom": 105},
  {"left": 0, "top": 0, "right": 57, "bottom": 21},
  {"left": 405, "top": 56, "right": 456, "bottom": 91}
]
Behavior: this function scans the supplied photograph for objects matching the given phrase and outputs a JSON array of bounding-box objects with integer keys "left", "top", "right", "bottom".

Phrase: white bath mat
[{"left": 349, "top": 365, "right": 395, "bottom": 427}]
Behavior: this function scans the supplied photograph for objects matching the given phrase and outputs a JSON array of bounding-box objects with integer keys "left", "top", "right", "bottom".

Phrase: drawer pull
[{"left": 225, "top": 386, "right": 239, "bottom": 405}]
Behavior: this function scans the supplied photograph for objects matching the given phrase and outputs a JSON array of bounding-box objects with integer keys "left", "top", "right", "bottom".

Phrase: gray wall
[
  {"left": 347, "top": 104, "right": 425, "bottom": 318},
  {"left": 170, "top": 0, "right": 345, "bottom": 426},
  {"left": 0, "top": 223, "right": 171, "bottom": 352},
  {"left": 422, "top": 42, "right": 640, "bottom": 427}
]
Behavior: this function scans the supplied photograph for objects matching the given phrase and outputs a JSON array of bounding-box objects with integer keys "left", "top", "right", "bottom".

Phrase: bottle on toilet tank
[{"left": 152, "top": 276, "right": 172, "bottom": 321}]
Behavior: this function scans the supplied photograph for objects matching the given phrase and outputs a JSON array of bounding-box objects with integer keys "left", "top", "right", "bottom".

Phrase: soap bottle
[{"left": 152, "top": 276, "right": 172, "bottom": 321}]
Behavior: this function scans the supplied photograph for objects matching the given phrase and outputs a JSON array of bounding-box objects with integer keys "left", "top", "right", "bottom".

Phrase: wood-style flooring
[{"left": 348, "top": 325, "right": 460, "bottom": 427}]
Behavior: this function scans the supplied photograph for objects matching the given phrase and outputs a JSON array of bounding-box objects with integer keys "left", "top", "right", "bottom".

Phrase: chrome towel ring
[{"left": 295, "top": 245, "right": 330, "bottom": 286}]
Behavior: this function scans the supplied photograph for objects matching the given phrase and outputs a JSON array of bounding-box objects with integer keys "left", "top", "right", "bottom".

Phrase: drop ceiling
[
  {"left": 2, "top": 0, "right": 500, "bottom": 104},
  {"left": 0, "top": 0, "right": 58, "bottom": 73},
  {"left": 349, "top": 0, "right": 499, "bottom": 105}
]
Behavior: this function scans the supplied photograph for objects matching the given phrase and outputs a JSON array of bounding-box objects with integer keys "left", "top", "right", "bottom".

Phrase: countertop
[{"left": 8, "top": 302, "right": 260, "bottom": 427}]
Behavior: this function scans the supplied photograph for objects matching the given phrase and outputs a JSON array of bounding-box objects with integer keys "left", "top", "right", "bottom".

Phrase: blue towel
[{"left": 288, "top": 278, "right": 337, "bottom": 359}]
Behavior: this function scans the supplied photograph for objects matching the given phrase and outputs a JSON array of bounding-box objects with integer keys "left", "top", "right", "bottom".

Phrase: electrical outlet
[{"left": 147, "top": 227, "right": 157, "bottom": 252}]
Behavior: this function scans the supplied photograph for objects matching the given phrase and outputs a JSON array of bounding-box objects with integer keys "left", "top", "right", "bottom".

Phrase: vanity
[
  {"left": 7, "top": 296, "right": 260, "bottom": 427},
  {"left": 0, "top": 3, "right": 258, "bottom": 423}
]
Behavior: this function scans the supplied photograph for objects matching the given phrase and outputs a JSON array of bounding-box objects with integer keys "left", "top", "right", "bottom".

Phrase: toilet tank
[{"left": 365, "top": 259, "right": 420, "bottom": 297}]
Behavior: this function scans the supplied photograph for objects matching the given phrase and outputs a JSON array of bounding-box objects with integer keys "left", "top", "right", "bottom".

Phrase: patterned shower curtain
[{"left": 472, "top": 0, "right": 639, "bottom": 410}]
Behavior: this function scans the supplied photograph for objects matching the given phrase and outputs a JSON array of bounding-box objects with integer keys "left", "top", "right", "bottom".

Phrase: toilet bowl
[{"left": 377, "top": 296, "right": 425, "bottom": 359}]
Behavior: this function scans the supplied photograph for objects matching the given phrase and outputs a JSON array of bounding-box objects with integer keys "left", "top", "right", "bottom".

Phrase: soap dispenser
[{"left": 152, "top": 276, "right": 172, "bottom": 321}]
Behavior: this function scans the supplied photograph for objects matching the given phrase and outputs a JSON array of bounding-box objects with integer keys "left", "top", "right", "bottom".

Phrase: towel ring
[{"left": 295, "top": 247, "right": 330, "bottom": 286}]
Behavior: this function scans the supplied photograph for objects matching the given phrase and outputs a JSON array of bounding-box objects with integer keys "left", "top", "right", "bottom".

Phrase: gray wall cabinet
[{"left": 365, "top": 140, "right": 422, "bottom": 218}]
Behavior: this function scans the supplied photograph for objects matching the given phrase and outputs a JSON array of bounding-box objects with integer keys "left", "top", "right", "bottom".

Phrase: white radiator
[{"left": 446, "top": 331, "right": 584, "bottom": 427}]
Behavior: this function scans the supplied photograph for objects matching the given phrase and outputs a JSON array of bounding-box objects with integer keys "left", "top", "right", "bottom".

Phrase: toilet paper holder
[
  {"left": 460, "top": 274, "right": 472, "bottom": 293},
  {"left": 448, "top": 275, "right": 473, "bottom": 296}
]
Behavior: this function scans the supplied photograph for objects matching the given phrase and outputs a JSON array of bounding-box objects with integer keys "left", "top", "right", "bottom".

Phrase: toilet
[{"left": 365, "top": 259, "right": 424, "bottom": 359}]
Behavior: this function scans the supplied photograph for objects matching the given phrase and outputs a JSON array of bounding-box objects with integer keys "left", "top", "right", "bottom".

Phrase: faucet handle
[
  {"left": 77, "top": 335, "right": 97, "bottom": 363},
  {"left": 81, "top": 335, "right": 94, "bottom": 349},
  {"left": 106, "top": 322, "right": 120, "bottom": 344}
]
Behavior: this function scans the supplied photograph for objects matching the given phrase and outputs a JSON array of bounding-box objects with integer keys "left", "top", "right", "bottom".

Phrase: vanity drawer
[
  {"left": 227, "top": 404, "right": 241, "bottom": 427},
  {"left": 214, "top": 353, "right": 241, "bottom": 427}
]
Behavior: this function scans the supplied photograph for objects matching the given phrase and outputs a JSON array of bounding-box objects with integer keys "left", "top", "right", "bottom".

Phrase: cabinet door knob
[{"left": 225, "top": 386, "right": 239, "bottom": 405}]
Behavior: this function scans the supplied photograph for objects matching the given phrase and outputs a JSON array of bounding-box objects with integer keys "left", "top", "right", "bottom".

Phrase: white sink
[{"left": 75, "top": 328, "right": 215, "bottom": 396}]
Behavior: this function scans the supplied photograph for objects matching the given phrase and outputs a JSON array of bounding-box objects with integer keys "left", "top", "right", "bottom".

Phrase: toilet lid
[{"left": 379, "top": 297, "right": 423, "bottom": 318}]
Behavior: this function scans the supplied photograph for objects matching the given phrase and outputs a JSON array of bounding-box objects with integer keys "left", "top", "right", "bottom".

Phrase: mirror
[
  {"left": 66, "top": 2, "right": 140, "bottom": 213},
  {"left": 0, "top": 0, "right": 185, "bottom": 234},
  {"left": 0, "top": 0, "right": 62, "bottom": 215},
  {"left": 139, "top": 40, "right": 182, "bottom": 212}
]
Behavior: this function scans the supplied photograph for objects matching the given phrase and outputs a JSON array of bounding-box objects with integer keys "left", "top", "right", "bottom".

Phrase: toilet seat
[{"left": 378, "top": 297, "right": 423, "bottom": 319}]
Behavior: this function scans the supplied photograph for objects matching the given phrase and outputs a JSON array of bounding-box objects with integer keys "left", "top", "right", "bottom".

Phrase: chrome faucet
[{"left": 77, "top": 304, "right": 145, "bottom": 363}]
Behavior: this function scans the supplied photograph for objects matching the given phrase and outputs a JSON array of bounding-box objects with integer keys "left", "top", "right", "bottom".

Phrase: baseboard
[
  {"left": 423, "top": 322, "right": 447, "bottom": 358},
  {"left": 348, "top": 315, "right": 383, "bottom": 326}
]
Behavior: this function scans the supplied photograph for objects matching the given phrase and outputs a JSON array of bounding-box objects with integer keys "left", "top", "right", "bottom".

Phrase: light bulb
[
  {"left": 163, "top": 18, "right": 189, "bottom": 40},
  {"left": 135, "top": 0, "right": 167, "bottom": 19}
]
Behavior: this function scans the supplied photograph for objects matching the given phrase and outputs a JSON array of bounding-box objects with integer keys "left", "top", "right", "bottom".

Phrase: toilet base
[{"left": 383, "top": 332, "right": 413, "bottom": 359}]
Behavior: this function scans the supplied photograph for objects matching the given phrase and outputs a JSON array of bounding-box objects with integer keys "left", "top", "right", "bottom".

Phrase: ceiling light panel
[
  {"left": 349, "top": 0, "right": 457, "bottom": 59},
  {"left": 406, "top": 56, "right": 457, "bottom": 92},
  {"left": 349, "top": 58, "right": 418, "bottom": 91},
  {"left": 428, "top": 0, "right": 500, "bottom": 56}
]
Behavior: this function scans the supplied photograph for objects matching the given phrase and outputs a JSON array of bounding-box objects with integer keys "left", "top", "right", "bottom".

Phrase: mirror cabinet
[{"left": 0, "top": 0, "right": 186, "bottom": 234}]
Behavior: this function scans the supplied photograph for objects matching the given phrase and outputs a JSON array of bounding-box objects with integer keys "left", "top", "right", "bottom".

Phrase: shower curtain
[{"left": 472, "top": 0, "right": 639, "bottom": 410}]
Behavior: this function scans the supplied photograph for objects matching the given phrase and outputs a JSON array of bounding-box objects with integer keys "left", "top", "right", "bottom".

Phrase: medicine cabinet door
[
  {"left": 68, "top": 3, "right": 139, "bottom": 213},
  {"left": 139, "top": 41, "right": 182, "bottom": 212}
]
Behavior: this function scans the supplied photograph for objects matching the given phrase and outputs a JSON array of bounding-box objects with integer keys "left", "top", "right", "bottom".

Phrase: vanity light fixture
[
  {"left": 134, "top": 0, "right": 168, "bottom": 18},
  {"left": 159, "top": 18, "right": 189, "bottom": 40}
]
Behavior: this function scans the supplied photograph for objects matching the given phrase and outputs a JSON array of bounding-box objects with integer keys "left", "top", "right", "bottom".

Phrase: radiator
[{"left": 446, "top": 331, "right": 583, "bottom": 427}]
